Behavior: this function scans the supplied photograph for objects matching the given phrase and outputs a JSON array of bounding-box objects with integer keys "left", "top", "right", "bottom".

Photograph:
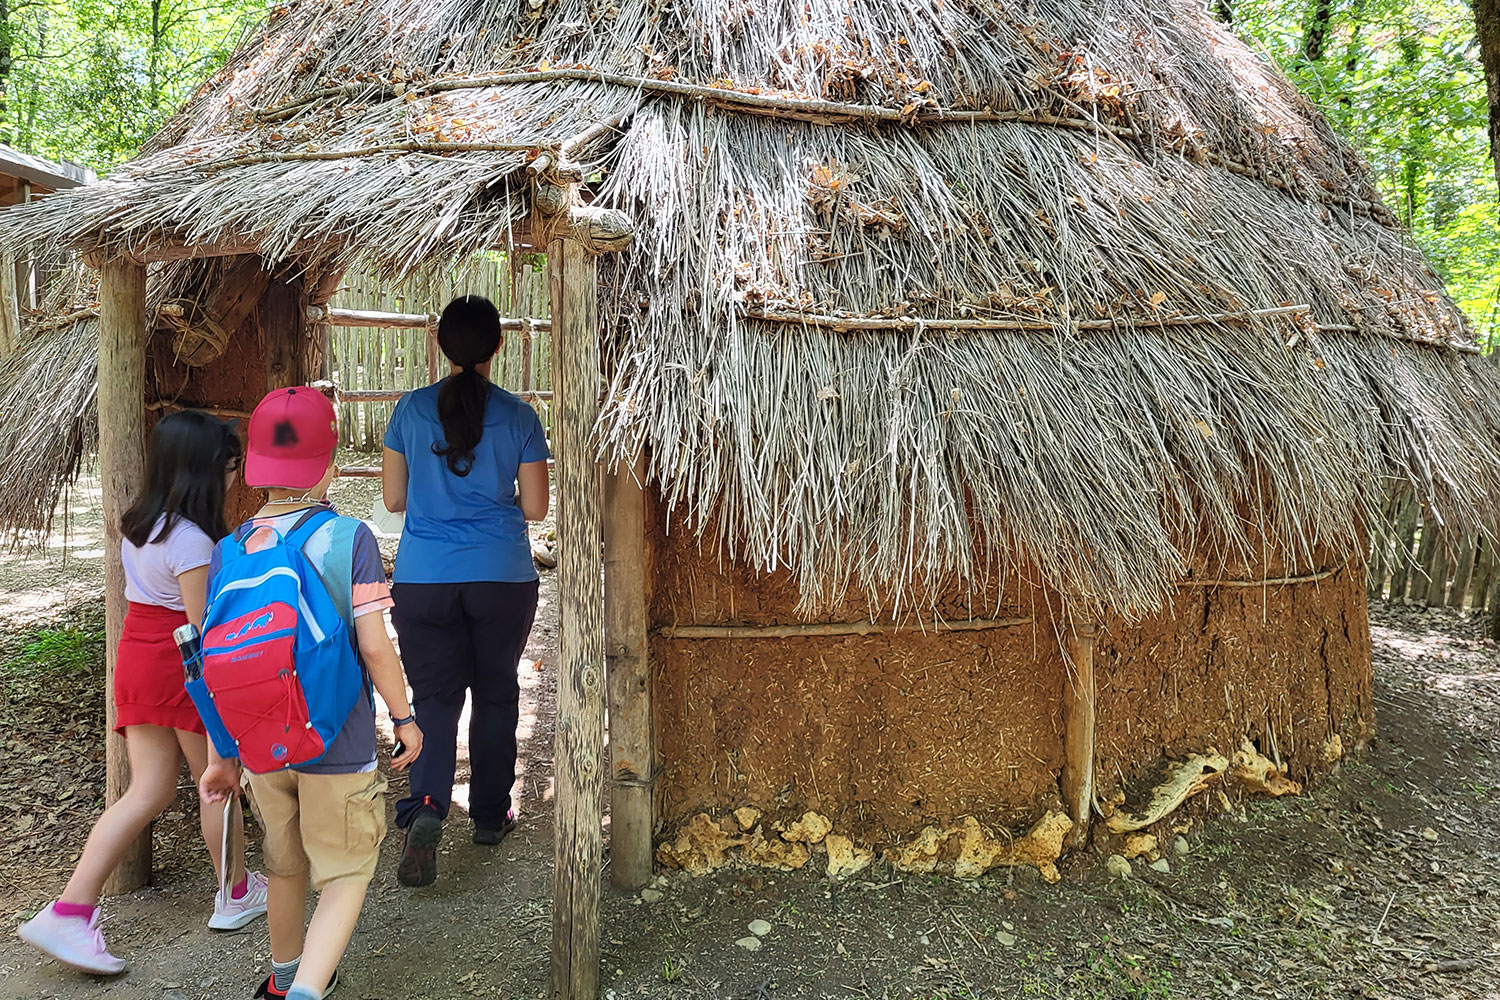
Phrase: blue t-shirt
[{"left": 384, "top": 380, "right": 549, "bottom": 584}]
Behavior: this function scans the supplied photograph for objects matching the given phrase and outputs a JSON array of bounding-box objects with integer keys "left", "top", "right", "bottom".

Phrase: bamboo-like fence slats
[
  {"left": 1366, "top": 497, "right": 1498, "bottom": 633},
  {"left": 326, "top": 253, "right": 552, "bottom": 448}
]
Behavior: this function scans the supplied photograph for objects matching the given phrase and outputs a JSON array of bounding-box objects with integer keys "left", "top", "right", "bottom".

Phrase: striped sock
[
  {"left": 285, "top": 986, "right": 321, "bottom": 1000},
  {"left": 272, "top": 955, "right": 301, "bottom": 992}
]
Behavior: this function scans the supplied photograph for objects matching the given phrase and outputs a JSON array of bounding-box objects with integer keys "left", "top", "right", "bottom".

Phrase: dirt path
[{"left": 2, "top": 482, "right": 1498, "bottom": 999}]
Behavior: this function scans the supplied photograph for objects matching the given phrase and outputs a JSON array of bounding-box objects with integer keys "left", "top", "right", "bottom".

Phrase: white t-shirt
[{"left": 122, "top": 516, "right": 215, "bottom": 611}]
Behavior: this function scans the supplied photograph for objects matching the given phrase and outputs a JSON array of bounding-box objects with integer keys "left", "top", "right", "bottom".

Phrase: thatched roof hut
[{"left": 4, "top": 0, "right": 1499, "bottom": 993}]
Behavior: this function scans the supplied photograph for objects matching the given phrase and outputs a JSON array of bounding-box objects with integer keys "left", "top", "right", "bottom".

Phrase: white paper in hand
[{"left": 369, "top": 498, "right": 405, "bottom": 538}]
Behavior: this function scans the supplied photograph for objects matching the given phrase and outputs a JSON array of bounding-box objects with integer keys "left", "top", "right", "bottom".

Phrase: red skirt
[{"left": 113, "top": 602, "right": 205, "bottom": 734}]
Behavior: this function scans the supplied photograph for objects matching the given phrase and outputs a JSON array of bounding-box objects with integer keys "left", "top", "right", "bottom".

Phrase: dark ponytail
[{"left": 432, "top": 295, "right": 503, "bottom": 476}]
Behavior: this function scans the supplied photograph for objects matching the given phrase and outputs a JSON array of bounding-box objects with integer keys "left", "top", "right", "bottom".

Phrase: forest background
[{"left": 0, "top": 0, "right": 1497, "bottom": 346}]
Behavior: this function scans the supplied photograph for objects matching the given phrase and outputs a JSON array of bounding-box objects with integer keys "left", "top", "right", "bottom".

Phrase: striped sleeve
[{"left": 348, "top": 522, "right": 394, "bottom": 618}]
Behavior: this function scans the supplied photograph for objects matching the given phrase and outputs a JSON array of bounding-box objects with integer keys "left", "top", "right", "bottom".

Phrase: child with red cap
[{"left": 198, "top": 386, "right": 423, "bottom": 1000}]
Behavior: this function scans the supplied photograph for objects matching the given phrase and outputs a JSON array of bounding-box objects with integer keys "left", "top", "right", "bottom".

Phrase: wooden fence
[
  {"left": 1367, "top": 498, "right": 1498, "bottom": 615},
  {"left": 325, "top": 253, "right": 552, "bottom": 449}
]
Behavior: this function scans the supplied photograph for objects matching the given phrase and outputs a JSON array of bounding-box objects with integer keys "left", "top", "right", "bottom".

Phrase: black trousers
[{"left": 391, "top": 580, "right": 539, "bottom": 830}]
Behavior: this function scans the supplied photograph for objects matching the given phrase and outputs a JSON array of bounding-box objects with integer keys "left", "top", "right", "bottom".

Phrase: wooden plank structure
[{"left": 0, "top": 145, "right": 94, "bottom": 356}]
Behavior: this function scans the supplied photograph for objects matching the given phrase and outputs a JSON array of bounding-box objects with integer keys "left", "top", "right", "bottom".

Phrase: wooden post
[
  {"left": 1060, "top": 619, "right": 1096, "bottom": 851},
  {"left": 549, "top": 233, "right": 606, "bottom": 1000},
  {"left": 21, "top": 182, "right": 36, "bottom": 310},
  {"left": 605, "top": 455, "right": 652, "bottom": 888},
  {"left": 1423, "top": 532, "right": 1449, "bottom": 607},
  {"left": 99, "top": 258, "right": 151, "bottom": 894},
  {"left": 521, "top": 317, "right": 535, "bottom": 392},
  {"left": 546, "top": 196, "right": 633, "bottom": 1000},
  {"left": 0, "top": 252, "right": 18, "bottom": 357},
  {"left": 261, "top": 274, "right": 308, "bottom": 391},
  {"left": 426, "top": 315, "right": 443, "bottom": 384},
  {"left": 1448, "top": 537, "right": 1477, "bottom": 610},
  {"left": 1389, "top": 501, "right": 1419, "bottom": 600}
]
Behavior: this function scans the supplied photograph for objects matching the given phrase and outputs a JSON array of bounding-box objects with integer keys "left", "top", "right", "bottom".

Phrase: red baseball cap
[{"left": 245, "top": 387, "right": 338, "bottom": 489}]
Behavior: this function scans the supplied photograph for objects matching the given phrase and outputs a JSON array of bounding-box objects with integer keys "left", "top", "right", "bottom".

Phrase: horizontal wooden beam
[
  {"left": 306, "top": 305, "right": 553, "bottom": 332},
  {"left": 335, "top": 388, "right": 553, "bottom": 403},
  {"left": 340, "top": 457, "right": 556, "bottom": 479},
  {"left": 309, "top": 306, "right": 435, "bottom": 329},
  {"left": 654, "top": 616, "right": 1033, "bottom": 639},
  {"left": 743, "top": 304, "right": 1313, "bottom": 333}
]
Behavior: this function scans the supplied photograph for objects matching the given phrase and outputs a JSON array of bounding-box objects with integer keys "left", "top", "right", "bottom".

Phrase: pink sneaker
[
  {"left": 209, "top": 870, "right": 269, "bottom": 931},
  {"left": 16, "top": 902, "right": 127, "bottom": 975}
]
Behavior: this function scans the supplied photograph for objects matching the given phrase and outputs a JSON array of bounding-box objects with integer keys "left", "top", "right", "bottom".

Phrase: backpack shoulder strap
[{"left": 284, "top": 506, "right": 339, "bottom": 551}]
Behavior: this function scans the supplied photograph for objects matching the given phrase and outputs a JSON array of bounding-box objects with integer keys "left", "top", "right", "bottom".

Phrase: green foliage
[
  {"left": 1233, "top": 0, "right": 1500, "bottom": 346},
  {"left": 0, "top": 0, "right": 264, "bottom": 169},
  {"left": 4, "top": 625, "right": 102, "bottom": 676}
]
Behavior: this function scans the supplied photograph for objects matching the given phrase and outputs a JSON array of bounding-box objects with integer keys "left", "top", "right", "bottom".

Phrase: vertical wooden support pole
[
  {"left": 549, "top": 235, "right": 604, "bottom": 1000},
  {"left": 0, "top": 251, "right": 18, "bottom": 357},
  {"left": 99, "top": 257, "right": 151, "bottom": 894},
  {"left": 605, "top": 454, "right": 652, "bottom": 889},
  {"left": 521, "top": 317, "right": 535, "bottom": 392},
  {"left": 426, "top": 314, "right": 442, "bottom": 384},
  {"left": 1060, "top": 620, "right": 1097, "bottom": 851},
  {"left": 21, "top": 182, "right": 36, "bottom": 310},
  {"left": 261, "top": 273, "right": 308, "bottom": 391}
]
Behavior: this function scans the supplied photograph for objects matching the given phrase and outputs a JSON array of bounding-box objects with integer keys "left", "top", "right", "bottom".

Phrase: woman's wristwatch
[{"left": 391, "top": 710, "right": 416, "bottom": 727}]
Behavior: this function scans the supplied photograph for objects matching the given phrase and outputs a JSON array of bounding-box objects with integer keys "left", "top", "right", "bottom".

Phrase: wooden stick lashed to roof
[
  {"left": 197, "top": 139, "right": 547, "bottom": 171},
  {"left": 742, "top": 305, "right": 1482, "bottom": 352},
  {"left": 655, "top": 616, "right": 1033, "bottom": 639},
  {"left": 250, "top": 68, "right": 1390, "bottom": 218},
  {"left": 743, "top": 303, "right": 1313, "bottom": 332}
]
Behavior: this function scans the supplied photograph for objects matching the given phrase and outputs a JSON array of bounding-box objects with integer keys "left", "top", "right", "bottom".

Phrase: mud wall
[
  {"left": 1094, "top": 561, "right": 1373, "bottom": 801},
  {"left": 649, "top": 485, "right": 1376, "bottom": 851},
  {"left": 648, "top": 501, "right": 1068, "bottom": 844}
]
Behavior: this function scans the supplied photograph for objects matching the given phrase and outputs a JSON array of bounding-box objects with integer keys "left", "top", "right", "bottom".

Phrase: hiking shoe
[
  {"left": 473, "top": 809, "right": 517, "bottom": 846},
  {"left": 254, "top": 967, "right": 339, "bottom": 998},
  {"left": 209, "top": 870, "right": 269, "bottom": 931},
  {"left": 16, "top": 902, "right": 127, "bottom": 975},
  {"left": 397, "top": 805, "right": 443, "bottom": 887}
]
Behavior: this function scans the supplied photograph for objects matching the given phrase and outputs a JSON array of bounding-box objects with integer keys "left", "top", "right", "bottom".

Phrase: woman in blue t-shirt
[{"left": 381, "top": 295, "right": 550, "bottom": 888}]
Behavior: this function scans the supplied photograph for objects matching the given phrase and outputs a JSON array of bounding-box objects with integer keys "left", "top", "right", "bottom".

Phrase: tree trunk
[
  {"left": 1476, "top": 0, "right": 1500, "bottom": 196},
  {"left": 0, "top": 0, "right": 12, "bottom": 143},
  {"left": 99, "top": 259, "right": 152, "bottom": 894},
  {"left": 1303, "top": 0, "right": 1336, "bottom": 61}
]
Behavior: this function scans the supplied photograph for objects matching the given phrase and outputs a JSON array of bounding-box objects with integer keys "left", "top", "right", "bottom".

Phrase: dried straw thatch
[{"left": 2, "top": 0, "right": 1498, "bottom": 614}]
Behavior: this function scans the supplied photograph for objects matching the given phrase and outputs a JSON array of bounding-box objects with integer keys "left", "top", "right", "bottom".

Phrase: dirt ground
[{"left": 1, "top": 472, "right": 1498, "bottom": 999}]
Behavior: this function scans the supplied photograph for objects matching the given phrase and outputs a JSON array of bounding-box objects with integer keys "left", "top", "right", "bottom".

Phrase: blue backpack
[{"left": 187, "top": 508, "right": 362, "bottom": 773}]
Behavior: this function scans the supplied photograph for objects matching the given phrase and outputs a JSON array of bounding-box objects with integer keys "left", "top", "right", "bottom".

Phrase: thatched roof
[{"left": 3, "top": 0, "right": 1499, "bottom": 616}]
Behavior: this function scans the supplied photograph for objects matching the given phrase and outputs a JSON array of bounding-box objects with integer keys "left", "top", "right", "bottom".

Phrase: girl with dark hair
[
  {"left": 381, "top": 294, "right": 550, "bottom": 887},
  {"left": 17, "top": 411, "right": 267, "bottom": 976}
]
